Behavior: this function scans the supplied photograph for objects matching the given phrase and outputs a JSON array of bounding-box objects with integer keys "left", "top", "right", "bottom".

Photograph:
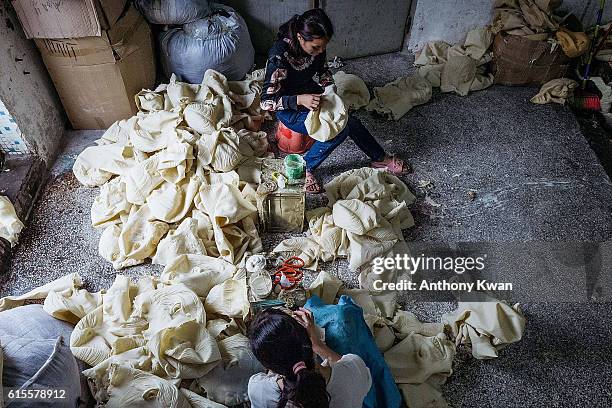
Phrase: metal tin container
[{"left": 258, "top": 158, "right": 305, "bottom": 232}]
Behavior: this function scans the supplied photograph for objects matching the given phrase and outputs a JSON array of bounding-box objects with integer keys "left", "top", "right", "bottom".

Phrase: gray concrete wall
[
  {"left": 222, "top": 0, "right": 412, "bottom": 59},
  {"left": 561, "top": 0, "right": 612, "bottom": 26},
  {"left": 406, "top": 0, "right": 612, "bottom": 53},
  {"left": 0, "top": 0, "right": 66, "bottom": 165},
  {"left": 221, "top": 0, "right": 313, "bottom": 56},
  {"left": 323, "top": 0, "right": 411, "bottom": 59},
  {"left": 406, "top": 0, "right": 492, "bottom": 52}
]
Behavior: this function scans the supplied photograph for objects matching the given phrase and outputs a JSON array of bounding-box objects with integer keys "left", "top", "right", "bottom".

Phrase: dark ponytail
[
  {"left": 278, "top": 9, "right": 334, "bottom": 55},
  {"left": 248, "top": 309, "right": 330, "bottom": 408}
]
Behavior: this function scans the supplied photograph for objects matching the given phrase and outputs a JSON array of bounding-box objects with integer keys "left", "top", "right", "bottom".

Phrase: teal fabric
[{"left": 305, "top": 295, "right": 401, "bottom": 408}]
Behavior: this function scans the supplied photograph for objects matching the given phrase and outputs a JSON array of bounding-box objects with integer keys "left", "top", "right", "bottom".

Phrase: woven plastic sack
[
  {"left": 160, "top": 3, "right": 254, "bottom": 82},
  {"left": 135, "top": 0, "right": 211, "bottom": 25}
]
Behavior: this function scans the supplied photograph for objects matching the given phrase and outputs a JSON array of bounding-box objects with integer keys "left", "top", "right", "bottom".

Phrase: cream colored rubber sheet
[
  {"left": 0, "top": 196, "right": 24, "bottom": 247},
  {"left": 72, "top": 69, "right": 268, "bottom": 270}
]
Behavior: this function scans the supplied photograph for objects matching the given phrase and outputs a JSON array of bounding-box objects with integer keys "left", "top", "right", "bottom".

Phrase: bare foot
[
  {"left": 371, "top": 154, "right": 411, "bottom": 174},
  {"left": 305, "top": 171, "right": 323, "bottom": 194}
]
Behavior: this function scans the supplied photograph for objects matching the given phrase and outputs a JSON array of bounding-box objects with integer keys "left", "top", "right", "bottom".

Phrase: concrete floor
[
  {"left": 0, "top": 154, "right": 45, "bottom": 271},
  {"left": 2, "top": 52, "right": 612, "bottom": 407}
]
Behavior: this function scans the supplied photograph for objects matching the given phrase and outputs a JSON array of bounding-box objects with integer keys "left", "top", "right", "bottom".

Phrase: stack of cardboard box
[{"left": 11, "top": 0, "right": 156, "bottom": 129}]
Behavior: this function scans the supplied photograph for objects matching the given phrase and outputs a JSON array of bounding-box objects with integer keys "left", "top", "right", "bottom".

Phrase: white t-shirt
[{"left": 248, "top": 353, "right": 372, "bottom": 408}]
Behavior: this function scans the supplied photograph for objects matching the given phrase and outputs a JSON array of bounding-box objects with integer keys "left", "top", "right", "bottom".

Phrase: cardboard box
[
  {"left": 11, "top": 0, "right": 128, "bottom": 39},
  {"left": 492, "top": 33, "right": 571, "bottom": 86},
  {"left": 35, "top": 7, "right": 155, "bottom": 129}
]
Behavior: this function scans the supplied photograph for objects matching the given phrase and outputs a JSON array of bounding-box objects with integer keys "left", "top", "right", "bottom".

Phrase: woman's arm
[
  {"left": 293, "top": 307, "right": 341, "bottom": 364},
  {"left": 260, "top": 54, "right": 322, "bottom": 111},
  {"left": 311, "top": 337, "right": 342, "bottom": 364},
  {"left": 260, "top": 54, "right": 298, "bottom": 112}
]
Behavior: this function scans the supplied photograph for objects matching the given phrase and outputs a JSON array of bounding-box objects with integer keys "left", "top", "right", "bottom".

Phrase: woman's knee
[
  {"left": 345, "top": 115, "right": 370, "bottom": 138},
  {"left": 346, "top": 114, "right": 370, "bottom": 134},
  {"left": 347, "top": 114, "right": 362, "bottom": 128}
]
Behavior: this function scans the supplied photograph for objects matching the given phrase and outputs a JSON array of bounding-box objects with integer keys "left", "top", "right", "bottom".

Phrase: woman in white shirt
[{"left": 248, "top": 307, "right": 372, "bottom": 408}]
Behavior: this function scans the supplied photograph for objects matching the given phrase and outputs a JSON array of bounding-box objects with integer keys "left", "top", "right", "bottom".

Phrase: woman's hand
[
  {"left": 294, "top": 307, "right": 342, "bottom": 363},
  {"left": 293, "top": 307, "right": 321, "bottom": 344},
  {"left": 297, "top": 94, "right": 322, "bottom": 110}
]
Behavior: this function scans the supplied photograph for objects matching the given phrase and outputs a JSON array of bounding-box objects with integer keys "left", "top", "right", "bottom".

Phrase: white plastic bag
[
  {"left": 135, "top": 0, "right": 211, "bottom": 25},
  {"left": 160, "top": 4, "right": 254, "bottom": 82}
]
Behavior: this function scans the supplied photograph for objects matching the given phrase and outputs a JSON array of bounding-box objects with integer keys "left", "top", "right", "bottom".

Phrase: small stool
[{"left": 276, "top": 122, "right": 315, "bottom": 154}]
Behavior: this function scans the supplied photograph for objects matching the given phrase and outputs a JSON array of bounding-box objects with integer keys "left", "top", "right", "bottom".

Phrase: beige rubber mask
[
  {"left": 531, "top": 78, "right": 578, "bottom": 105},
  {"left": 384, "top": 332, "right": 455, "bottom": 384}
]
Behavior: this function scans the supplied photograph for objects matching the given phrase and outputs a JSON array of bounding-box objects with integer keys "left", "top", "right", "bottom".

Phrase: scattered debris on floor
[
  {"left": 424, "top": 196, "right": 442, "bottom": 208},
  {"left": 327, "top": 56, "right": 345, "bottom": 69},
  {"left": 418, "top": 179, "right": 434, "bottom": 190}
]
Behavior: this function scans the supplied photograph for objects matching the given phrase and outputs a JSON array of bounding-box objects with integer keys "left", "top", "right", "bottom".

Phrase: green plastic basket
[{"left": 284, "top": 154, "right": 305, "bottom": 183}]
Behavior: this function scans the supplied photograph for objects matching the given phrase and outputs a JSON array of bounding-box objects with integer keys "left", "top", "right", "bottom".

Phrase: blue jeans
[{"left": 276, "top": 109, "right": 385, "bottom": 171}]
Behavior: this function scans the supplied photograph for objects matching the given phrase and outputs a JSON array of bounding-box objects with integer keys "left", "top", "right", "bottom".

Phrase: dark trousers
[{"left": 276, "top": 110, "right": 385, "bottom": 171}]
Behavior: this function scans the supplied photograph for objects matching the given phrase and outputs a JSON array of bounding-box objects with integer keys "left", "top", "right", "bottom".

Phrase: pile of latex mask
[
  {"left": 0, "top": 270, "right": 267, "bottom": 407},
  {"left": 73, "top": 69, "right": 271, "bottom": 270},
  {"left": 492, "top": 0, "right": 590, "bottom": 58},
  {"left": 269, "top": 167, "right": 422, "bottom": 323},
  {"left": 389, "top": 299, "right": 527, "bottom": 407},
  {"left": 305, "top": 275, "right": 527, "bottom": 408},
  {"left": 0, "top": 265, "right": 527, "bottom": 408},
  {"left": 414, "top": 27, "right": 495, "bottom": 98},
  {"left": 363, "top": 26, "right": 495, "bottom": 122},
  {"left": 333, "top": 70, "right": 433, "bottom": 122},
  {"left": 273, "top": 167, "right": 416, "bottom": 272}
]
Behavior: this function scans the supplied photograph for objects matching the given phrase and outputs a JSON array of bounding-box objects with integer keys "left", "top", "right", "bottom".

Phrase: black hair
[
  {"left": 248, "top": 309, "right": 330, "bottom": 408},
  {"left": 278, "top": 8, "right": 334, "bottom": 55}
]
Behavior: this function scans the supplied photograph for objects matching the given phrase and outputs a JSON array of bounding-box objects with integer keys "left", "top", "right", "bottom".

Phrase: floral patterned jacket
[{"left": 260, "top": 37, "right": 334, "bottom": 112}]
